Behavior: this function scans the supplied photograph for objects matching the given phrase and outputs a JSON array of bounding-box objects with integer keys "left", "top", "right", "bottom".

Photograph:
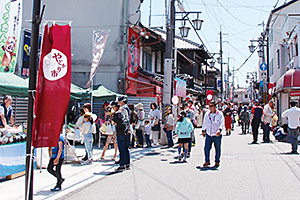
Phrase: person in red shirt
[{"left": 250, "top": 100, "right": 264, "bottom": 144}]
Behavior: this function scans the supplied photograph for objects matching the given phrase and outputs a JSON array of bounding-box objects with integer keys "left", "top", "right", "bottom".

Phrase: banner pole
[{"left": 25, "top": 1, "right": 42, "bottom": 199}]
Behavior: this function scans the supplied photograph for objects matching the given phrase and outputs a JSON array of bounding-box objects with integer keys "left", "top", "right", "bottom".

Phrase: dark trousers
[
  {"left": 145, "top": 134, "right": 151, "bottom": 147},
  {"left": 117, "top": 135, "right": 130, "bottom": 167},
  {"left": 166, "top": 130, "right": 174, "bottom": 147},
  {"left": 130, "top": 134, "right": 135, "bottom": 148},
  {"left": 242, "top": 121, "right": 249, "bottom": 133},
  {"left": 136, "top": 129, "right": 144, "bottom": 146},
  {"left": 252, "top": 119, "right": 261, "bottom": 143},
  {"left": 262, "top": 123, "right": 270, "bottom": 142},
  {"left": 288, "top": 128, "right": 299, "bottom": 152},
  {"left": 47, "top": 158, "right": 64, "bottom": 187},
  {"left": 204, "top": 134, "right": 222, "bottom": 163}
]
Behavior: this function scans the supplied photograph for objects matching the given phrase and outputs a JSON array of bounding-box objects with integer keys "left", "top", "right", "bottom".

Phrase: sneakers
[
  {"left": 81, "top": 160, "right": 92, "bottom": 165},
  {"left": 203, "top": 162, "right": 210, "bottom": 167},
  {"left": 178, "top": 155, "right": 182, "bottom": 161},
  {"left": 125, "top": 165, "right": 131, "bottom": 170},
  {"left": 51, "top": 186, "right": 61, "bottom": 192}
]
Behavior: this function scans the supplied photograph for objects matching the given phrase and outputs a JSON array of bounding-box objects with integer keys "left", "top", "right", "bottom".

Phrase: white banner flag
[{"left": 86, "top": 30, "right": 110, "bottom": 88}]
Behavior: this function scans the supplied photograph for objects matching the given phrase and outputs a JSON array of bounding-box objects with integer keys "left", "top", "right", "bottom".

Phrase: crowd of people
[{"left": 46, "top": 96, "right": 300, "bottom": 192}]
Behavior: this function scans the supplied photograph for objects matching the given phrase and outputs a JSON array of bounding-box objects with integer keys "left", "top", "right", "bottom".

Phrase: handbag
[
  {"left": 100, "top": 124, "right": 107, "bottom": 134},
  {"left": 135, "top": 121, "right": 142, "bottom": 130},
  {"left": 105, "top": 124, "right": 114, "bottom": 135}
]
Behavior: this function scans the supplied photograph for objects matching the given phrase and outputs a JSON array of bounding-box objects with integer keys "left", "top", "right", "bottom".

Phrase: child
[
  {"left": 175, "top": 111, "right": 194, "bottom": 162},
  {"left": 144, "top": 120, "right": 152, "bottom": 148}
]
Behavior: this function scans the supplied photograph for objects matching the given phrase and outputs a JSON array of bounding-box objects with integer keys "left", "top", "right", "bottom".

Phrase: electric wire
[{"left": 215, "top": 0, "right": 256, "bottom": 27}]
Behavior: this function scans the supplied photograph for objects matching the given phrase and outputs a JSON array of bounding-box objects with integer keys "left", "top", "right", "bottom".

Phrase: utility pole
[
  {"left": 163, "top": 0, "right": 175, "bottom": 106},
  {"left": 165, "top": 0, "right": 168, "bottom": 30},
  {"left": 149, "top": 0, "right": 152, "bottom": 27},
  {"left": 219, "top": 27, "right": 223, "bottom": 101},
  {"left": 232, "top": 65, "right": 235, "bottom": 101},
  {"left": 26, "top": 1, "right": 43, "bottom": 199}
]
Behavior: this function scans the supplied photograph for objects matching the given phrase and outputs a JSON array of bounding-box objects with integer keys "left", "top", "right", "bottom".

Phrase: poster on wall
[
  {"left": 127, "top": 27, "right": 140, "bottom": 78},
  {"left": 0, "top": 0, "right": 22, "bottom": 73}
]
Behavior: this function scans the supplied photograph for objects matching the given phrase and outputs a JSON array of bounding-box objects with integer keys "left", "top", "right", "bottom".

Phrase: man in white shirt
[
  {"left": 262, "top": 100, "right": 274, "bottom": 143},
  {"left": 202, "top": 101, "right": 225, "bottom": 168},
  {"left": 281, "top": 101, "right": 300, "bottom": 154}
]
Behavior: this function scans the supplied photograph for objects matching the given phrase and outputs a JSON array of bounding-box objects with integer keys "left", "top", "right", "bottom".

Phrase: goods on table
[{"left": 0, "top": 127, "right": 26, "bottom": 145}]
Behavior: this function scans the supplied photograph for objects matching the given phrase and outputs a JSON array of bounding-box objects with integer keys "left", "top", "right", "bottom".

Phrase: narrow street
[{"left": 61, "top": 127, "right": 300, "bottom": 200}]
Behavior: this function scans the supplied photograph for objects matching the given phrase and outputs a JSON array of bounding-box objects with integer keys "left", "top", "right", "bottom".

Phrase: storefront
[{"left": 275, "top": 69, "right": 300, "bottom": 118}]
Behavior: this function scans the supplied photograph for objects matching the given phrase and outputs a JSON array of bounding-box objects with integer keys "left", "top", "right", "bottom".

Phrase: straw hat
[
  {"left": 135, "top": 102, "right": 143, "bottom": 110},
  {"left": 83, "top": 112, "right": 92, "bottom": 118}
]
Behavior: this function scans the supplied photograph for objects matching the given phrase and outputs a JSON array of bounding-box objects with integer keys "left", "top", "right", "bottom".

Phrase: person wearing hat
[
  {"left": 262, "top": 100, "right": 275, "bottom": 143},
  {"left": 135, "top": 103, "right": 145, "bottom": 148},
  {"left": 250, "top": 100, "right": 264, "bottom": 144},
  {"left": 281, "top": 101, "right": 300, "bottom": 154},
  {"left": 111, "top": 100, "right": 131, "bottom": 171}
]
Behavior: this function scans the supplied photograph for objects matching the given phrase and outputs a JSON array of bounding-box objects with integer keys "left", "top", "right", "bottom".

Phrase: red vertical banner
[
  {"left": 127, "top": 28, "right": 140, "bottom": 78},
  {"left": 32, "top": 24, "right": 71, "bottom": 148},
  {"left": 206, "top": 90, "right": 213, "bottom": 105},
  {"left": 268, "top": 83, "right": 274, "bottom": 101}
]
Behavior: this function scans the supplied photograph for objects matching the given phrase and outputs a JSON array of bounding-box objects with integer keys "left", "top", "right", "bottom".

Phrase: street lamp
[
  {"left": 209, "top": 60, "right": 215, "bottom": 68},
  {"left": 192, "top": 14, "right": 204, "bottom": 30},
  {"left": 179, "top": 24, "right": 190, "bottom": 37},
  {"left": 257, "top": 48, "right": 264, "bottom": 58},
  {"left": 248, "top": 41, "right": 255, "bottom": 53}
]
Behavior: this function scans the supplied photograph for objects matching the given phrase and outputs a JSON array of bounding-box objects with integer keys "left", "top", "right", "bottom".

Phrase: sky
[{"left": 140, "top": 0, "right": 288, "bottom": 87}]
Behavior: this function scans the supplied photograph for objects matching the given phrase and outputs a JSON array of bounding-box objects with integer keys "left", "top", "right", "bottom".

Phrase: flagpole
[{"left": 26, "top": 1, "right": 43, "bottom": 199}]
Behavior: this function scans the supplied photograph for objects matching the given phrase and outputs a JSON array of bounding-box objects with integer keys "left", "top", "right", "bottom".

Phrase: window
[
  {"left": 245, "top": 94, "right": 248, "bottom": 99},
  {"left": 143, "top": 51, "right": 152, "bottom": 71},
  {"left": 234, "top": 94, "right": 238, "bottom": 99},
  {"left": 277, "top": 49, "right": 280, "bottom": 69}
]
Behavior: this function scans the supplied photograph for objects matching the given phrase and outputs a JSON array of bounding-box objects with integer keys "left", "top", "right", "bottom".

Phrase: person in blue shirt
[
  {"left": 47, "top": 133, "right": 65, "bottom": 192},
  {"left": 175, "top": 111, "right": 194, "bottom": 162}
]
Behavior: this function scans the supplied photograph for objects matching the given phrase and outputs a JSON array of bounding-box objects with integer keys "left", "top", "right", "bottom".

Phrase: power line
[{"left": 215, "top": 0, "right": 256, "bottom": 27}]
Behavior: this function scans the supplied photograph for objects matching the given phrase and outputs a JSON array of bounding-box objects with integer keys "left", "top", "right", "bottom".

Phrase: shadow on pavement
[
  {"left": 145, "top": 152, "right": 160, "bottom": 156},
  {"left": 169, "top": 161, "right": 187, "bottom": 164},
  {"left": 34, "top": 189, "right": 54, "bottom": 197},
  {"left": 196, "top": 166, "right": 219, "bottom": 171}
]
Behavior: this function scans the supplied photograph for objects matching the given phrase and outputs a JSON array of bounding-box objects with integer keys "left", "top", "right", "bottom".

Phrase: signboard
[
  {"left": 206, "top": 90, "right": 213, "bottom": 105},
  {"left": 21, "top": 30, "right": 42, "bottom": 77},
  {"left": 217, "top": 80, "right": 221, "bottom": 87},
  {"left": 261, "top": 71, "right": 267, "bottom": 79},
  {"left": 174, "top": 77, "right": 186, "bottom": 97},
  {"left": 0, "top": 0, "right": 22, "bottom": 72},
  {"left": 260, "top": 63, "right": 267, "bottom": 71},
  {"left": 127, "top": 28, "right": 140, "bottom": 78},
  {"left": 290, "top": 90, "right": 300, "bottom": 96}
]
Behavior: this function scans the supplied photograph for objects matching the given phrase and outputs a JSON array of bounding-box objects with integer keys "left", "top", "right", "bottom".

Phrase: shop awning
[
  {"left": 92, "top": 84, "right": 126, "bottom": 101},
  {"left": 0, "top": 73, "right": 90, "bottom": 100},
  {"left": 276, "top": 69, "right": 300, "bottom": 92}
]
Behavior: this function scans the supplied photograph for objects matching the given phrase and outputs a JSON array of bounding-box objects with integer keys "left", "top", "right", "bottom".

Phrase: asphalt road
[{"left": 61, "top": 126, "right": 300, "bottom": 200}]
